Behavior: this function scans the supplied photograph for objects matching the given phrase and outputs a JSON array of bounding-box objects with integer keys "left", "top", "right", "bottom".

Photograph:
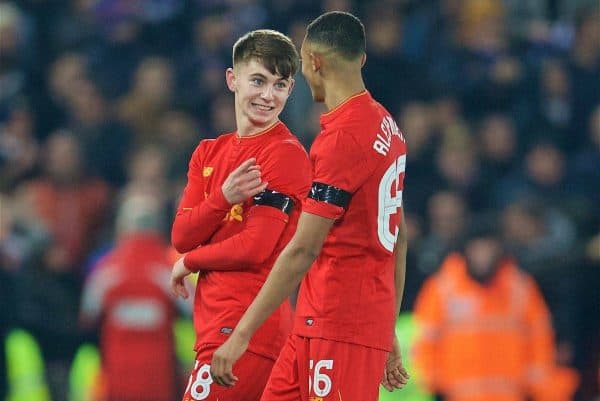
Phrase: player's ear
[
  {"left": 225, "top": 67, "right": 236, "bottom": 92},
  {"left": 310, "top": 52, "right": 321, "bottom": 73},
  {"left": 287, "top": 78, "right": 295, "bottom": 95},
  {"left": 360, "top": 53, "right": 366, "bottom": 67}
]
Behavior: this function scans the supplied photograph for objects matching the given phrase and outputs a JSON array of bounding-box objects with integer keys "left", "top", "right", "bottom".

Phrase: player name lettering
[{"left": 372, "top": 115, "right": 403, "bottom": 156}]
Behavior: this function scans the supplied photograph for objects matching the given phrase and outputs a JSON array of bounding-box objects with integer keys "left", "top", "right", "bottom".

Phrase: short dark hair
[
  {"left": 305, "top": 11, "right": 366, "bottom": 60},
  {"left": 233, "top": 29, "right": 299, "bottom": 78}
]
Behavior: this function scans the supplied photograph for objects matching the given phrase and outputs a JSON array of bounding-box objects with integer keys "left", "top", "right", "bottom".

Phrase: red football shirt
[
  {"left": 81, "top": 233, "right": 177, "bottom": 401},
  {"left": 172, "top": 122, "right": 311, "bottom": 360},
  {"left": 294, "top": 91, "right": 407, "bottom": 352}
]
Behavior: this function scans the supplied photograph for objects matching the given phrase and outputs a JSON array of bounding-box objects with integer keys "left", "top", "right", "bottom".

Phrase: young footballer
[{"left": 170, "top": 29, "right": 311, "bottom": 401}]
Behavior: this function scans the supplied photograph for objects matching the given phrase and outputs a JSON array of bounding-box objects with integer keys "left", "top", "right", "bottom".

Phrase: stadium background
[{"left": 0, "top": 0, "right": 598, "bottom": 400}]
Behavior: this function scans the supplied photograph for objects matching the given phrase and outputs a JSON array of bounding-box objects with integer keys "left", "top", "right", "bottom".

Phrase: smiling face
[{"left": 226, "top": 59, "right": 294, "bottom": 133}]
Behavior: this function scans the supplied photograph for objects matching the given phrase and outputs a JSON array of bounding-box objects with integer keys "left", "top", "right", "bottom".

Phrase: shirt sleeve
[
  {"left": 259, "top": 139, "right": 312, "bottom": 205},
  {"left": 303, "top": 129, "right": 372, "bottom": 220},
  {"left": 183, "top": 205, "right": 288, "bottom": 271},
  {"left": 171, "top": 142, "right": 231, "bottom": 253},
  {"left": 183, "top": 139, "right": 312, "bottom": 271}
]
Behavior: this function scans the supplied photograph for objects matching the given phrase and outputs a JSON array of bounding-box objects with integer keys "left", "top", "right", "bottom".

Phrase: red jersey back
[
  {"left": 82, "top": 233, "right": 177, "bottom": 401},
  {"left": 295, "top": 91, "right": 407, "bottom": 351},
  {"left": 180, "top": 122, "right": 312, "bottom": 360}
]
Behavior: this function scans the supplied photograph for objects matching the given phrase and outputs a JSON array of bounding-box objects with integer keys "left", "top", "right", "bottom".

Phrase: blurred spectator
[
  {"left": 524, "top": 60, "right": 574, "bottom": 150},
  {"left": 157, "top": 110, "right": 201, "bottom": 181},
  {"left": 502, "top": 0, "right": 549, "bottom": 40},
  {"left": 567, "top": 3, "right": 600, "bottom": 146},
  {"left": 570, "top": 105, "right": 600, "bottom": 233},
  {"left": 578, "top": 229, "right": 600, "bottom": 400},
  {"left": 431, "top": 94, "right": 469, "bottom": 140},
  {"left": 0, "top": 194, "right": 17, "bottom": 401},
  {"left": 0, "top": 2, "right": 30, "bottom": 116},
  {"left": 17, "top": 131, "right": 110, "bottom": 271},
  {"left": 477, "top": 113, "right": 519, "bottom": 185},
  {"left": 44, "top": 0, "right": 97, "bottom": 57},
  {"left": 401, "top": 102, "right": 437, "bottom": 216},
  {"left": 494, "top": 141, "right": 578, "bottom": 214},
  {"left": 84, "top": 0, "right": 150, "bottom": 99},
  {"left": 413, "top": 225, "right": 579, "bottom": 401},
  {"left": 40, "top": 52, "right": 89, "bottom": 138},
  {"left": 433, "top": 133, "right": 488, "bottom": 210},
  {"left": 176, "top": 14, "right": 232, "bottom": 122},
  {"left": 501, "top": 198, "right": 575, "bottom": 275},
  {"left": 207, "top": 91, "right": 236, "bottom": 134},
  {"left": 225, "top": 0, "right": 269, "bottom": 37},
  {"left": 11, "top": 132, "right": 111, "bottom": 401},
  {"left": 363, "top": 7, "right": 431, "bottom": 113},
  {"left": 0, "top": 102, "right": 39, "bottom": 191},
  {"left": 501, "top": 199, "right": 579, "bottom": 354},
  {"left": 123, "top": 144, "right": 170, "bottom": 205},
  {"left": 80, "top": 191, "right": 181, "bottom": 401},
  {"left": 67, "top": 79, "right": 133, "bottom": 186},
  {"left": 435, "top": 0, "right": 526, "bottom": 118},
  {"left": 117, "top": 56, "right": 175, "bottom": 145},
  {"left": 416, "top": 191, "right": 469, "bottom": 275}
]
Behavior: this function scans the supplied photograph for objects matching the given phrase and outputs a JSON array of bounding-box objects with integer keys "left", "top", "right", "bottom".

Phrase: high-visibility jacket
[{"left": 413, "top": 253, "right": 578, "bottom": 401}]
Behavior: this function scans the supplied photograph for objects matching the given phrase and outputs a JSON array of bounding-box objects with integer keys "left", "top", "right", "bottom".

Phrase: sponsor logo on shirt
[
  {"left": 203, "top": 166, "right": 214, "bottom": 177},
  {"left": 305, "top": 318, "right": 314, "bottom": 326}
]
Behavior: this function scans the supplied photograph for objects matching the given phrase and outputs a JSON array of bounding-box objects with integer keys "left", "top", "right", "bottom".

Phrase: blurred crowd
[{"left": 0, "top": 0, "right": 598, "bottom": 400}]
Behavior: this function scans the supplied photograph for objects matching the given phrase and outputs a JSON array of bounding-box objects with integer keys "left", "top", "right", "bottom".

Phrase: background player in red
[
  {"left": 211, "top": 11, "right": 411, "bottom": 401},
  {"left": 169, "top": 29, "right": 312, "bottom": 401},
  {"left": 80, "top": 192, "right": 180, "bottom": 401}
]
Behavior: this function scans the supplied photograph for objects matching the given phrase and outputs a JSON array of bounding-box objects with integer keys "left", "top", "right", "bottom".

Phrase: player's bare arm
[
  {"left": 381, "top": 209, "right": 410, "bottom": 391},
  {"left": 210, "top": 212, "right": 335, "bottom": 387}
]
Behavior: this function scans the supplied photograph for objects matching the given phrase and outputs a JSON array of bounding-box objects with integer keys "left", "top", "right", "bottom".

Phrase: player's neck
[
  {"left": 236, "top": 116, "right": 279, "bottom": 137},
  {"left": 323, "top": 74, "right": 366, "bottom": 111}
]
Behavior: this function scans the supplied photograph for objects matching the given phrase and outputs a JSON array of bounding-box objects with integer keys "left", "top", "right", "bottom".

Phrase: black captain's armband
[
  {"left": 253, "top": 189, "right": 294, "bottom": 214},
  {"left": 308, "top": 182, "right": 352, "bottom": 208}
]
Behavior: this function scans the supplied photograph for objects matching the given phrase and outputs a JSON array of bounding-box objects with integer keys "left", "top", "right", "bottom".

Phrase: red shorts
[
  {"left": 181, "top": 345, "right": 274, "bottom": 401},
  {"left": 261, "top": 334, "right": 387, "bottom": 401}
]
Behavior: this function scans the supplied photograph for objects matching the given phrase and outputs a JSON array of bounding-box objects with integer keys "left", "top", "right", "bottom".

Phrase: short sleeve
[{"left": 303, "top": 130, "right": 371, "bottom": 219}]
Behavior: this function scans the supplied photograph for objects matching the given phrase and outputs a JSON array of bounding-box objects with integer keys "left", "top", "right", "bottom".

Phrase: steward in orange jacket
[{"left": 413, "top": 230, "right": 578, "bottom": 401}]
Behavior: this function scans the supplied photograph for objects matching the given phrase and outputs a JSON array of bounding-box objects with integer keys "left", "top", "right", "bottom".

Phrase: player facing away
[
  {"left": 169, "top": 29, "right": 311, "bottom": 401},
  {"left": 211, "top": 11, "right": 410, "bottom": 401}
]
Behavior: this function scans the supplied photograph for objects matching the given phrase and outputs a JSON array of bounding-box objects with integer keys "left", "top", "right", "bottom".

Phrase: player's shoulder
[
  {"left": 263, "top": 127, "right": 308, "bottom": 158},
  {"left": 193, "top": 133, "right": 234, "bottom": 157}
]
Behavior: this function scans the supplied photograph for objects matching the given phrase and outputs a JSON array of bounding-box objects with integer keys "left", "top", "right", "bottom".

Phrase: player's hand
[
  {"left": 381, "top": 336, "right": 410, "bottom": 391},
  {"left": 170, "top": 257, "right": 192, "bottom": 299},
  {"left": 210, "top": 332, "right": 248, "bottom": 387},
  {"left": 222, "top": 158, "right": 268, "bottom": 204}
]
